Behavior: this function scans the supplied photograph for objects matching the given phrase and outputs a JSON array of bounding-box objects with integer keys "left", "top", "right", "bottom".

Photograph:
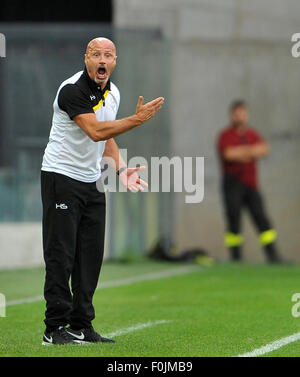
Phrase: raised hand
[{"left": 135, "top": 96, "right": 164, "bottom": 124}]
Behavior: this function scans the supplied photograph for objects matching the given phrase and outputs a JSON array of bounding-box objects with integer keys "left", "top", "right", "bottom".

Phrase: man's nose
[{"left": 99, "top": 55, "right": 106, "bottom": 63}]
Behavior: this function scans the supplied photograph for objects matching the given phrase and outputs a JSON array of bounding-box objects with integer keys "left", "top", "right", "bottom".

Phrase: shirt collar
[{"left": 83, "top": 66, "right": 111, "bottom": 92}]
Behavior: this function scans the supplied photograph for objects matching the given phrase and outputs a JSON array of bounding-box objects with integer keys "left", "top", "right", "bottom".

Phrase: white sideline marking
[
  {"left": 98, "top": 265, "right": 198, "bottom": 289},
  {"left": 6, "top": 265, "right": 199, "bottom": 307},
  {"left": 238, "top": 332, "right": 300, "bottom": 357},
  {"left": 103, "top": 320, "right": 171, "bottom": 338},
  {"left": 6, "top": 295, "right": 44, "bottom": 306}
]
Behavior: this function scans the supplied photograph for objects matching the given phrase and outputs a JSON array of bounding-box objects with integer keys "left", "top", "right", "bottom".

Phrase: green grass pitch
[{"left": 1, "top": 260, "right": 300, "bottom": 357}]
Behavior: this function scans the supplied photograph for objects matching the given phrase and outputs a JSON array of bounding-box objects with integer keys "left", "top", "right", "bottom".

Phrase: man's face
[
  {"left": 85, "top": 39, "right": 117, "bottom": 87},
  {"left": 231, "top": 105, "right": 249, "bottom": 126}
]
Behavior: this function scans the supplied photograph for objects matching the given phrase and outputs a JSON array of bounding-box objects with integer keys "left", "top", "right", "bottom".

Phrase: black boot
[{"left": 264, "top": 243, "right": 283, "bottom": 264}]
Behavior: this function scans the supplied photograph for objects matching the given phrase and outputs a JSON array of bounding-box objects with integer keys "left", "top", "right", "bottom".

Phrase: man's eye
[{"left": 105, "top": 53, "right": 112, "bottom": 58}]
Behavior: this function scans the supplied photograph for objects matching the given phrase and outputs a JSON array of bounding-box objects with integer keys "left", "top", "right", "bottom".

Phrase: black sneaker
[
  {"left": 66, "top": 326, "right": 115, "bottom": 344},
  {"left": 42, "top": 326, "right": 77, "bottom": 346}
]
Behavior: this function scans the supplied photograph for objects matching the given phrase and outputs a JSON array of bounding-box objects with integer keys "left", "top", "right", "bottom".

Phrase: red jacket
[{"left": 217, "top": 125, "right": 264, "bottom": 189}]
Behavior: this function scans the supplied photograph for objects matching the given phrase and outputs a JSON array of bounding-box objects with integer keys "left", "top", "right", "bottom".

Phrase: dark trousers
[
  {"left": 222, "top": 173, "right": 271, "bottom": 234},
  {"left": 41, "top": 171, "right": 106, "bottom": 332},
  {"left": 222, "top": 173, "right": 279, "bottom": 261}
]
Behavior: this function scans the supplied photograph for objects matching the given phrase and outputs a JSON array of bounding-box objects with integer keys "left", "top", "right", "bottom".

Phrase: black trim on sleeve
[{"left": 58, "top": 84, "right": 94, "bottom": 119}]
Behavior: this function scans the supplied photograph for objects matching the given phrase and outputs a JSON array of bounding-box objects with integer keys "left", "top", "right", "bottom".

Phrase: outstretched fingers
[
  {"left": 147, "top": 97, "right": 164, "bottom": 108},
  {"left": 136, "top": 177, "right": 148, "bottom": 188},
  {"left": 135, "top": 96, "right": 165, "bottom": 123},
  {"left": 136, "top": 96, "right": 144, "bottom": 113}
]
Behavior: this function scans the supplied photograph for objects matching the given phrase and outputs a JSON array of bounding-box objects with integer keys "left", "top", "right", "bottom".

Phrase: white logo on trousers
[{"left": 56, "top": 203, "right": 68, "bottom": 209}]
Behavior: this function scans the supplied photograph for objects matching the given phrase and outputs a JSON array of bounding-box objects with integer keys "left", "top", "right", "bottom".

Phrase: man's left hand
[{"left": 119, "top": 166, "right": 148, "bottom": 192}]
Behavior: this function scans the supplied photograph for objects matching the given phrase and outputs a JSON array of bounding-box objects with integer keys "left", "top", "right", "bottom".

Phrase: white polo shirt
[{"left": 41, "top": 69, "right": 120, "bottom": 183}]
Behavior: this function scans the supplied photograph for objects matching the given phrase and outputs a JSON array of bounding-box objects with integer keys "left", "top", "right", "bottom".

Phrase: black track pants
[
  {"left": 222, "top": 173, "right": 272, "bottom": 235},
  {"left": 221, "top": 173, "right": 280, "bottom": 261},
  {"left": 41, "top": 171, "right": 106, "bottom": 331}
]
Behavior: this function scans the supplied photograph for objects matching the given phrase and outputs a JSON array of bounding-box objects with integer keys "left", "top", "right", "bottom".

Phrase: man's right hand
[{"left": 135, "top": 96, "right": 164, "bottom": 124}]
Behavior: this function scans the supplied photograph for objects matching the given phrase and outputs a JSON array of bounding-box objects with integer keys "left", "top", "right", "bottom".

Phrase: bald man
[{"left": 41, "top": 38, "right": 164, "bottom": 345}]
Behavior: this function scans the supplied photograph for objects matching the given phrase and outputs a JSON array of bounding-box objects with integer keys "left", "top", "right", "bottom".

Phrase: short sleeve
[{"left": 58, "top": 84, "right": 94, "bottom": 119}]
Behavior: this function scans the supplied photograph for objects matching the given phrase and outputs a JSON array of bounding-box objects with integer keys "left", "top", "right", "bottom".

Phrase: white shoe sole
[
  {"left": 73, "top": 340, "right": 90, "bottom": 345},
  {"left": 42, "top": 341, "right": 53, "bottom": 346},
  {"left": 41, "top": 340, "right": 85, "bottom": 346}
]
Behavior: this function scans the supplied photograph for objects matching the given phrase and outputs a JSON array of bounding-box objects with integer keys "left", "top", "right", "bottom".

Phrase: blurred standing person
[
  {"left": 217, "top": 100, "right": 282, "bottom": 263},
  {"left": 41, "top": 37, "right": 164, "bottom": 345}
]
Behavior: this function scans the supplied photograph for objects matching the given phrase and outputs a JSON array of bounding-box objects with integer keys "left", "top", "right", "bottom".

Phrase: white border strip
[
  {"left": 238, "top": 332, "right": 300, "bottom": 357},
  {"left": 99, "top": 265, "right": 198, "bottom": 289},
  {"left": 6, "top": 265, "right": 199, "bottom": 307},
  {"left": 6, "top": 295, "right": 44, "bottom": 306},
  {"left": 104, "top": 320, "right": 171, "bottom": 338}
]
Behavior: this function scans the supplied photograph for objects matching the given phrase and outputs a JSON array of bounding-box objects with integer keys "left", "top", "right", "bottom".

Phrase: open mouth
[{"left": 97, "top": 66, "right": 107, "bottom": 77}]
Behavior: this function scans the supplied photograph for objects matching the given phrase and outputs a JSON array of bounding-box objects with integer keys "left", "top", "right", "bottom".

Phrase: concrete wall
[
  {"left": 0, "top": 223, "right": 43, "bottom": 269},
  {"left": 114, "top": 0, "right": 300, "bottom": 262},
  {"left": 0, "top": 196, "right": 112, "bottom": 269},
  {"left": 115, "top": 0, "right": 300, "bottom": 41}
]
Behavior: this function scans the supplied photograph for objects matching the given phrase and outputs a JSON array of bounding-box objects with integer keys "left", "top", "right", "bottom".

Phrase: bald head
[
  {"left": 86, "top": 37, "right": 116, "bottom": 55},
  {"left": 84, "top": 37, "right": 117, "bottom": 89}
]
